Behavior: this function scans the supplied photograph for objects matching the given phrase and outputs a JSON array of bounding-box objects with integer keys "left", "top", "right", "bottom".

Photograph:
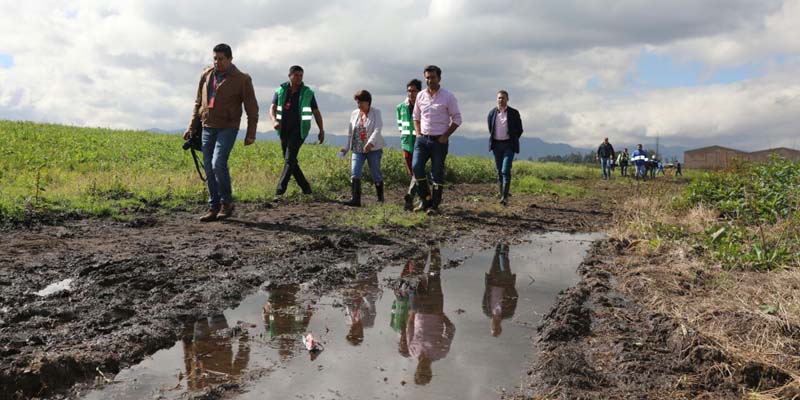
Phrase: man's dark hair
[
  {"left": 289, "top": 65, "right": 304, "bottom": 74},
  {"left": 423, "top": 65, "right": 442, "bottom": 78},
  {"left": 213, "top": 43, "right": 232, "bottom": 59},
  {"left": 407, "top": 79, "right": 422, "bottom": 91},
  {"left": 353, "top": 89, "right": 372, "bottom": 105},
  {"left": 498, "top": 90, "right": 509, "bottom": 98}
]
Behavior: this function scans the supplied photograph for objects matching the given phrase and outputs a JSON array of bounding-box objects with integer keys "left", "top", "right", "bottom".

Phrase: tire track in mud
[{"left": 522, "top": 239, "right": 795, "bottom": 400}]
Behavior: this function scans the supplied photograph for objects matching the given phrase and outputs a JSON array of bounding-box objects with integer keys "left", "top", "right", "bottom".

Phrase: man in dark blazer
[{"left": 487, "top": 90, "right": 523, "bottom": 205}]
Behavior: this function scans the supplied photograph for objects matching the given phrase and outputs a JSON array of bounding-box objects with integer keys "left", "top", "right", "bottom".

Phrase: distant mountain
[
  {"left": 147, "top": 128, "right": 182, "bottom": 134},
  {"left": 148, "top": 127, "right": 687, "bottom": 162},
  {"left": 323, "top": 134, "right": 592, "bottom": 161}
]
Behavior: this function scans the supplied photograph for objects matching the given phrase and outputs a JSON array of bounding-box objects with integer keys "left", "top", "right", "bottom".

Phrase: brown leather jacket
[{"left": 187, "top": 65, "right": 259, "bottom": 140}]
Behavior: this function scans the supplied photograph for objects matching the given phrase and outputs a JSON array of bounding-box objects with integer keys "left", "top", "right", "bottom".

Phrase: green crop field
[{"left": 0, "top": 120, "right": 597, "bottom": 224}]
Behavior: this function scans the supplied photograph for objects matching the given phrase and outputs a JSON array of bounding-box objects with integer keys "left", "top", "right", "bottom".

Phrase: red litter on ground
[{"left": 304, "top": 333, "right": 323, "bottom": 352}]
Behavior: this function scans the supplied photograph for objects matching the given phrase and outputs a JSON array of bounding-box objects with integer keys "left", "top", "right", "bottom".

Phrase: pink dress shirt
[
  {"left": 494, "top": 108, "right": 510, "bottom": 140},
  {"left": 413, "top": 87, "right": 462, "bottom": 136}
]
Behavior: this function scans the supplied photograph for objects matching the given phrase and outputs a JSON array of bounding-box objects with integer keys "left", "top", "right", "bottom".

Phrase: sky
[{"left": 1, "top": 0, "right": 799, "bottom": 151}]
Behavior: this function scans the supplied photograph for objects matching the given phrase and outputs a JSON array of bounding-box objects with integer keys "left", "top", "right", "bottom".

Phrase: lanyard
[
  {"left": 208, "top": 73, "right": 225, "bottom": 108},
  {"left": 213, "top": 73, "right": 225, "bottom": 91}
]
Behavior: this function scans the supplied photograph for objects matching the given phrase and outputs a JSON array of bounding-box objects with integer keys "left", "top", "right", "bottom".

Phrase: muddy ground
[
  {"left": 0, "top": 183, "right": 614, "bottom": 399},
  {"left": 521, "top": 237, "right": 799, "bottom": 400}
]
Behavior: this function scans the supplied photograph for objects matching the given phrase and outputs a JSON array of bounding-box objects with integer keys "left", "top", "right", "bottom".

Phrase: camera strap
[{"left": 191, "top": 147, "right": 206, "bottom": 182}]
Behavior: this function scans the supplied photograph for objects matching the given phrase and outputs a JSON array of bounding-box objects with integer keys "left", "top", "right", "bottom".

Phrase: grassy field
[
  {"left": 614, "top": 157, "right": 799, "bottom": 271},
  {"left": 0, "top": 120, "right": 599, "bottom": 224}
]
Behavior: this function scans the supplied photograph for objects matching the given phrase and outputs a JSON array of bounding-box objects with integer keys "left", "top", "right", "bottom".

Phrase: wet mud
[
  {"left": 79, "top": 232, "right": 599, "bottom": 399},
  {"left": 0, "top": 184, "right": 612, "bottom": 399}
]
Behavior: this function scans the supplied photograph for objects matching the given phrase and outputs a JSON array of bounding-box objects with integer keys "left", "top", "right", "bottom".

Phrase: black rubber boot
[
  {"left": 375, "top": 181, "right": 384, "bottom": 203},
  {"left": 403, "top": 179, "right": 417, "bottom": 211},
  {"left": 500, "top": 182, "right": 510, "bottom": 206},
  {"left": 413, "top": 179, "right": 432, "bottom": 212},
  {"left": 429, "top": 183, "right": 443, "bottom": 214},
  {"left": 345, "top": 178, "right": 361, "bottom": 207}
]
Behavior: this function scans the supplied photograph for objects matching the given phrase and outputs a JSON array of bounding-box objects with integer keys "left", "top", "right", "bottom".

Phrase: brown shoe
[
  {"left": 200, "top": 208, "right": 218, "bottom": 222},
  {"left": 217, "top": 203, "right": 235, "bottom": 220}
]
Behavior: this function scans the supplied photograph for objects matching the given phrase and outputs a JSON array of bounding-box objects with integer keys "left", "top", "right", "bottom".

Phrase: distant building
[
  {"left": 684, "top": 146, "right": 800, "bottom": 169},
  {"left": 748, "top": 147, "right": 800, "bottom": 163}
]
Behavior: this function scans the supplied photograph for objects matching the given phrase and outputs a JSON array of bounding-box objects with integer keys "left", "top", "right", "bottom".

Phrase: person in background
[
  {"left": 270, "top": 65, "right": 325, "bottom": 199},
  {"left": 617, "top": 148, "right": 629, "bottom": 177},
  {"left": 184, "top": 43, "right": 259, "bottom": 222},
  {"left": 649, "top": 153, "right": 658, "bottom": 178},
  {"left": 341, "top": 90, "right": 385, "bottom": 207},
  {"left": 675, "top": 160, "right": 683, "bottom": 176},
  {"left": 398, "top": 79, "right": 422, "bottom": 211},
  {"left": 487, "top": 90, "right": 523, "bottom": 206},
  {"left": 631, "top": 144, "right": 648, "bottom": 180},
  {"left": 596, "top": 137, "right": 615, "bottom": 180}
]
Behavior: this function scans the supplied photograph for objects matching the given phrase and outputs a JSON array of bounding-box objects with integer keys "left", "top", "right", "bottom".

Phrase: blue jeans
[
  {"left": 202, "top": 127, "right": 238, "bottom": 208},
  {"left": 492, "top": 141, "right": 514, "bottom": 185},
  {"left": 600, "top": 157, "right": 612, "bottom": 179},
  {"left": 351, "top": 149, "right": 383, "bottom": 181},
  {"left": 412, "top": 135, "right": 448, "bottom": 184},
  {"left": 635, "top": 164, "right": 647, "bottom": 179}
]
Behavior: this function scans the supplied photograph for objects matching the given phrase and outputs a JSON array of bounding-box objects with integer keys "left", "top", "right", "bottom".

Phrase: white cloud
[{"left": 0, "top": 0, "right": 797, "bottom": 151}]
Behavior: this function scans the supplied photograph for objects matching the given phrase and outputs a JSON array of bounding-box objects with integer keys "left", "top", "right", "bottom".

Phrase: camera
[
  {"left": 183, "top": 134, "right": 202, "bottom": 151},
  {"left": 183, "top": 136, "right": 201, "bottom": 151},
  {"left": 183, "top": 119, "right": 203, "bottom": 151}
]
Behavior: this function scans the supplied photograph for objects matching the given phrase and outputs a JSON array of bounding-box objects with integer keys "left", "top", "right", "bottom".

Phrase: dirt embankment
[
  {"left": 0, "top": 184, "right": 612, "bottom": 399},
  {"left": 522, "top": 237, "right": 799, "bottom": 400}
]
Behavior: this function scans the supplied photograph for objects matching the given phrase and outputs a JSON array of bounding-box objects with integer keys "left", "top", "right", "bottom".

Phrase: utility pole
[{"left": 655, "top": 133, "right": 660, "bottom": 159}]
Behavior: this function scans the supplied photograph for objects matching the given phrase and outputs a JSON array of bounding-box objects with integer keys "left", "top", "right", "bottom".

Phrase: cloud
[{"left": 0, "top": 0, "right": 797, "bottom": 151}]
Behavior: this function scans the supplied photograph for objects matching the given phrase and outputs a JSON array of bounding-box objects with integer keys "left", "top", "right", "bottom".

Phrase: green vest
[
  {"left": 276, "top": 83, "right": 315, "bottom": 140},
  {"left": 390, "top": 299, "right": 409, "bottom": 333},
  {"left": 396, "top": 101, "right": 415, "bottom": 152}
]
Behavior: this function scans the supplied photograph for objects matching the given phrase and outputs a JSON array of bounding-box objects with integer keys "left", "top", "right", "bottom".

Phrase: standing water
[{"left": 82, "top": 231, "right": 600, "bottom": 399}]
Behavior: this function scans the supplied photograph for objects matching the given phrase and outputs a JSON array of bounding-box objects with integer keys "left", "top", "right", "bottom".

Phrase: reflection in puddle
[
  {"left": 342, "top": 271, "right": 380, "bottom": 346},
  {"left": 262, "top": 285, "right": 315, "bottom": 360},
  {"left": 485, "top": 243, "right": 517, "bottom": 337},
  {"left": 183, "top": 315, "right": 250, "bottom": 390},
  {"left": 82, "top": 231, "right": 601, "bottom": 399},
  {"left": 35, "top": 278, "right": 74, "bottom": 296},
  {"left": 405, "top": 248, "right": 454, "bottom": 385}
]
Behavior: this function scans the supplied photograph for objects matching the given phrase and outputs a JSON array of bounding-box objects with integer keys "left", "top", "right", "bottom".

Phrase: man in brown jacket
[{"left": 184, "top": 43, "right": 259, "bottom": 222}]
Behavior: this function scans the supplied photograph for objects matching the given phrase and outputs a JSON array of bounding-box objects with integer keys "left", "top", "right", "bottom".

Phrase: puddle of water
[
  {"left": 82, "top": 231, "right": 600, "bottom": 400},
  {"left": 34, "top": 278, "right": 74, "bottom": 296}
]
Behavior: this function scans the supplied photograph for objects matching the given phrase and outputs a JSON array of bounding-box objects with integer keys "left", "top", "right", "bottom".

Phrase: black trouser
[{"left": 276, "top": 129, "right": 310, "bottom": 193}]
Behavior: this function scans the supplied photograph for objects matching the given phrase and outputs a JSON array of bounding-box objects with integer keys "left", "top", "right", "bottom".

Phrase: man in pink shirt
[{"left": 412, "top": 65, "right": 462, "bottom": 213}]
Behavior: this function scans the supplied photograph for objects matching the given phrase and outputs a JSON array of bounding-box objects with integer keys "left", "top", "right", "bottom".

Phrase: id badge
[
  {"left": 208, "top": 96, "right": 215, "bottom": 109},
  {"left": 360, "top": 129, "right": 367, "bottom": 141}
]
